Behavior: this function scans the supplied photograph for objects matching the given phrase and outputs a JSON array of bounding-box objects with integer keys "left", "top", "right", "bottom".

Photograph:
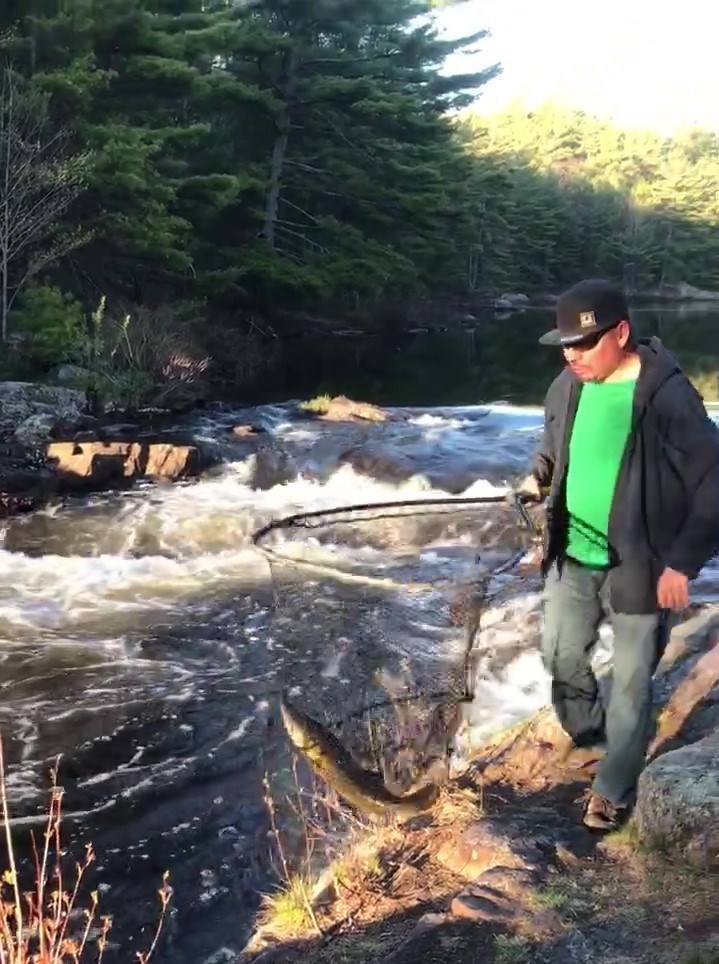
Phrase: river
[{"left": 1, "top": 303, "right": 719, "bottom": 963}]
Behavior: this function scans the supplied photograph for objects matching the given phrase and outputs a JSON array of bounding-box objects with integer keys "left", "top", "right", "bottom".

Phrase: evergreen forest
[{"left": 1, "top": 0, "right": 718, "bottom": 399}]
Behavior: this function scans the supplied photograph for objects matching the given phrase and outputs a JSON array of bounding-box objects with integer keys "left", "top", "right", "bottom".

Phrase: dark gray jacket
[{"left": 530, "top": 336, "right": 719, "bottom": 613}]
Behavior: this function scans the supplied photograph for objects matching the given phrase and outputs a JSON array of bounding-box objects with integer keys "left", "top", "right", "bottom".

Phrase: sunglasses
[{"left": 563, "top": 322, "right": 621, "bottom": 352}]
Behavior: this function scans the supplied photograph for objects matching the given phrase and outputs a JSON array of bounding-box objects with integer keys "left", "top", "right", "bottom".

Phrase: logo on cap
[{"left": 579, "top": 311, "right": 596, "bottom": 328}]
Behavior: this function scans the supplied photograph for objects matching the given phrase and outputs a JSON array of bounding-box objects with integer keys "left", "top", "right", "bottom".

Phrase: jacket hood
[
  {"left": 559, "top": 335, "right": 681, "bottom": 398},
  {"left": 635, "top": 336, "right": 683, "bottom": 404}
]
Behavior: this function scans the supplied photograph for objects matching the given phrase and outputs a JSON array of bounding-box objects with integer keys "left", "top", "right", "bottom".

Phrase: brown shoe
[{"left": 581, "top": 791, "right": 627, "bottom": 830}]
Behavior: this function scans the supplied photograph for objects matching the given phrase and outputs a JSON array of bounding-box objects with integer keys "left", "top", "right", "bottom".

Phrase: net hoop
[
  {"left": 251, "top": 493, "right": 536, "bottom": 591},
  {"left": 251, "top": 493, "right": 540, "bottom": 727}
]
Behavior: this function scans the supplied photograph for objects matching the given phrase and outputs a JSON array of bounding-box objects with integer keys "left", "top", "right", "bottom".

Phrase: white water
[
  {"left": 3, "top": 399, "right": 719, "bottom": 798},
  {"left": 0, "top": 404, "right": 543, "bottom": 795},
  {"left": 2, "top": 398, "right": 717, "bottom": 963}
]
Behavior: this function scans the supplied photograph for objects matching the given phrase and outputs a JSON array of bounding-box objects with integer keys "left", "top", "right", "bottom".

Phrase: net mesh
[{"left": 254, "top": 495, "right": 543, "bottom": 794}]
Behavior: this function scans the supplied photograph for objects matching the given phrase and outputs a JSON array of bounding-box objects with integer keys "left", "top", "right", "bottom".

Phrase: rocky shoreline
[
  {"left": 0, "top": 384, "right": 403, "bottom": 516},
  {"left": 241, "top": 605, "right": 719, "bottom": 964},
  {"left": 262, "top": 282, "right": 719, "bottom": 340},
  {"left": 0, "top": 382, "right": 220, "bottom": 514}
]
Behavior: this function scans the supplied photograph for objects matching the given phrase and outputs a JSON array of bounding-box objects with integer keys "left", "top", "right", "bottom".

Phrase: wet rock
[
  {"left": 231, "top": 424, "right": 266, "bottom": 438},
  {"left": 338, "top": 443, "right": 416, "bottom": 485},
  {"left": 45, "top": 439, "right": 211, "bottom": 489},
  {"left": 635, "top": 730, "right": 719, "bottom": 869},
  {"left": 98, "top": 422, "right": 142, "bottom": 439},
  {"left": 299, "top": 395, "right": 389, "bottom": 423},
  {"left": 0, "top": 463, "right": 56, "bottom": 515},
  {"left": 248, "top": 447, "right": 297, "bottom": 490}
]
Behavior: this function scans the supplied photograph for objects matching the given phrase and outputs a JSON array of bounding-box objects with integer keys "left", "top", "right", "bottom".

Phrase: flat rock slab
[
  {"left": 451, "top": 883, "right": 519, "bottom": 922},
  {"left": 436, "top": 817, "right": 548, "bottom": 881},
  {"left": 45, "top": 439, "right": 208, "bottom": 488}
]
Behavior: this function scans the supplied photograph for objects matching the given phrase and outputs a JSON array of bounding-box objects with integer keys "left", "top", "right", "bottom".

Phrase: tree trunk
[
  {"left": 262, "top": 46, "right": 298, "bottom": 248},
  {"left": 0, "top": 68, "right": 89, "bottom": 343},
  {"left": 1, "top": 251, "right": 7, "bottom": 343},
  {"left": 1, "top": 68, "right": 9, "bottom": 343}
]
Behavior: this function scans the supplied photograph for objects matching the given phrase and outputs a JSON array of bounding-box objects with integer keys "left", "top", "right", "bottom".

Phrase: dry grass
[
  {"left": 298, "top": 395, "right": 332, "bottom": 414},
  {"left": 248, "top": 756, "right": 484, "bottom": 956},
  {"left": 244, "top": 702, "right": 719, "bottom": 964},
  {"left": 255, "top": 875, "right": 318, "bottom": 941},
  {"left": 296, "top": 395, "right": 387, "bottom": 422},
  {"left": 431, "top": 782, "right": 484, "bottom": 824},
  {"left": 0, "top": 732, "right": 171, "bottom": 964},
  {"left": 601, "top": 818, "right": 643, "bottom": 856}
]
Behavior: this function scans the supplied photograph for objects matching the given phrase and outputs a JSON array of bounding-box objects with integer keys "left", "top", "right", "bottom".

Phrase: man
[{"left": 518, "top": 277, "right": 719, "bottom": 830}]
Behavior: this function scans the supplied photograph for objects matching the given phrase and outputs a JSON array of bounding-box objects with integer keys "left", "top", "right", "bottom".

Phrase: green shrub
[{"left": 11, "top": 285, "right": 84, "bottom": 368}]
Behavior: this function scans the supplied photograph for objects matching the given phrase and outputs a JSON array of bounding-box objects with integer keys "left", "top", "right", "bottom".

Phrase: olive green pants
[{"left": 541, "top": 559, "right": 670, "bottom": 805}]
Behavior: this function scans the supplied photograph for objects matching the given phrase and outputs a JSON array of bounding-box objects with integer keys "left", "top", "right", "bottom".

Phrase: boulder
[
  {"left": 299, "top": 395, "right": 389, "bottom": 423},
  {"left": 635, "top": 730, "right": 719, "bottom": 869},
  {"left": 499, "top": 292, "right": 530, "bottom": 308},
  {"left": 231, "top": 424, "right": 266, "bottom": 438},
  {"left": 0, "top": 382, "right": 88, "bottom": 446},
  {"left": 649, "top": 631, "right": 719, "bottom": 758},
  {"left": 47, "top": 364, "right": 91, "bottom": 389},
  {"left": 675, "top": 282, "right": 719, "bottom": 301},
  {"left": 655, "top": 282, "right": 719, "bottom": 302},
  {"left": 337, "top": 443, "right": 417, "bottom": 485},
  {"left": 45, "top": 440, "right": 207, "bottom": 489}
]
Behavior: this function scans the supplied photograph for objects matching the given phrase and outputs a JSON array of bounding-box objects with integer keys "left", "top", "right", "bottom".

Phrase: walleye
[{"left": 279, "top": 692, "right": 440, "bottom": 819}]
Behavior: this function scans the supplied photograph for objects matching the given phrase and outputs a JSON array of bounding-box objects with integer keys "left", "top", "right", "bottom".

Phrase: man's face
[{"left": 562, "top": 321, "right": 631, "bottom": 382}]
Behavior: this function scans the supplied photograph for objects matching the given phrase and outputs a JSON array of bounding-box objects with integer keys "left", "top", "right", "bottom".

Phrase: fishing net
[{"left": 253, "top": 494, "right": 544, "bottom": 796}]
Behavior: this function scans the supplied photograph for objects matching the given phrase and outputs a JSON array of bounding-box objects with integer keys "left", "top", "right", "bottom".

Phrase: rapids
[{"left": 2, "top": 398, "right": 719, "bottom": 963}]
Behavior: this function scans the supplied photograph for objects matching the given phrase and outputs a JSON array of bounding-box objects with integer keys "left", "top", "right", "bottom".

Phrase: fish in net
[{"left": 252, "top": 494, "right": 544, "bottom": 814}]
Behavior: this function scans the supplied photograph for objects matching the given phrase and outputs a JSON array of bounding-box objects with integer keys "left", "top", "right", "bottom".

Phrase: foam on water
[
  {"left": 0, "top": 452, "right": 512, "bottom": 641},
  {"left": 7, "top": 392, "right": 710, "bottom": 964}
]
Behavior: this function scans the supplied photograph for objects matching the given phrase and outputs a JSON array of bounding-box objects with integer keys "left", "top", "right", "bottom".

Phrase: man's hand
[
  {"left": 515, "top": 473, "right": 543, "bottom": 505},
  {"left": 657, "top": 567, "right": 690, "bottom": 611}
]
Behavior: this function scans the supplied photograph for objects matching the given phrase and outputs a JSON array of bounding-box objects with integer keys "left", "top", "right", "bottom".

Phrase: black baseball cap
[{"left": 539, "top": 278, "right": 630, "bottom": 346}]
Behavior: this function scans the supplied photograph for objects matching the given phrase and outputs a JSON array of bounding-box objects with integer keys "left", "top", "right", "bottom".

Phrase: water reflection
[{"left": 240, "top": 303, "right": 719, "bottom": 406}]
